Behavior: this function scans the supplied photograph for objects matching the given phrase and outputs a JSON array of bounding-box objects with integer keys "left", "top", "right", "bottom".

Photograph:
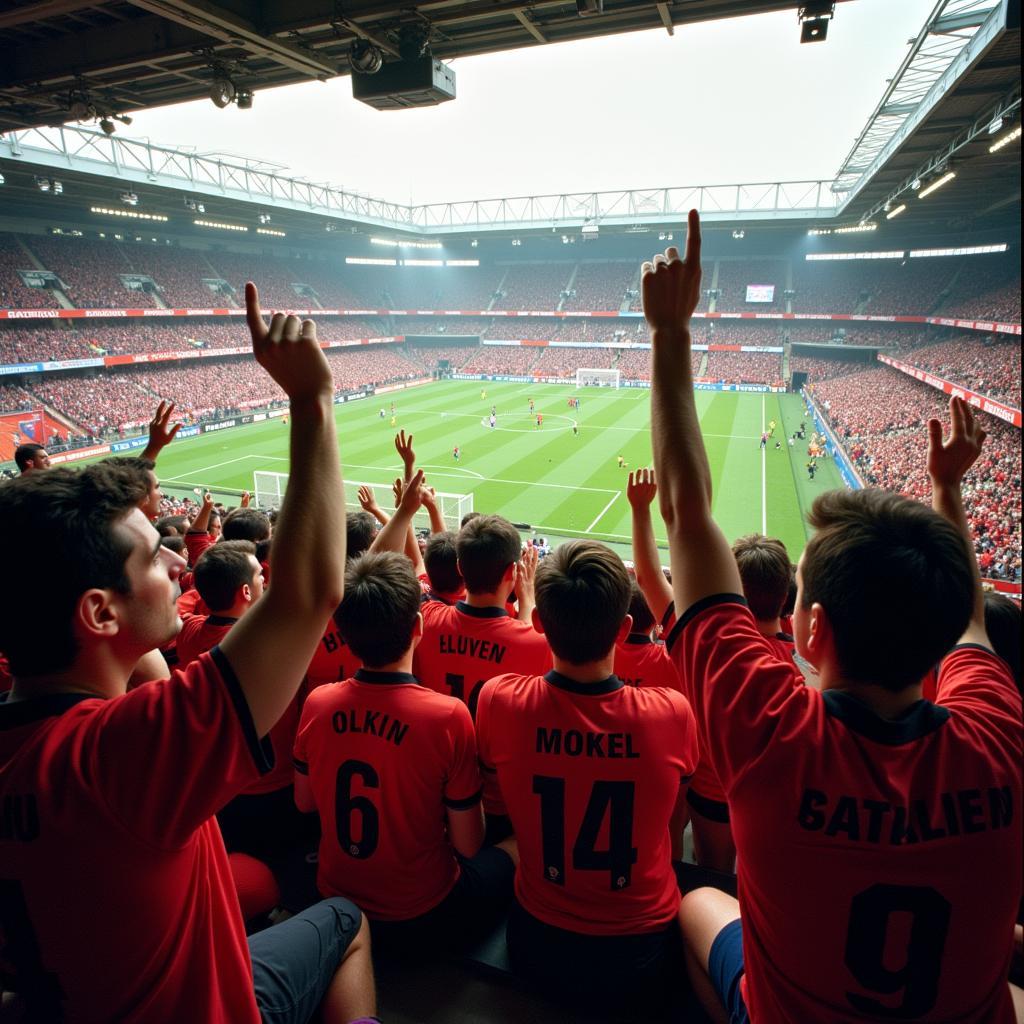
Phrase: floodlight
[
  {"left": 0, "top": 173, "right": 5, "bottom": 185},
  {"left": 259, "top": 213, "right": 271, "bottom": 224},
  {"left": 470, "top": 239, "right": 478, "bottom": 247},
  {"left": 911, "top": 178, "right": 921, "bottom": 191},
  {"left": 988, "top": 116, "right": 1004, "bottom": 135},
  {"left": 732, "top": 229, "right": 745, "bottom": 239},
  {"left": 989, "top": 125, "right": 1021, "bottom": 153},
  {"left": 886, "top": 204, "right": 906, "bottom": 219},
  {"left": 100, "top": 118, "right": 115, "bottom": 135},
  {"left": 350, "top": 39, "right": 383, "bottom": 74},
  {"left": 52, "top": 181, "right": 63, "bottom": 195},
  {"left": 117, "top": 115, "right": 133, "bottom": 126},
  {"left": 234, "top": 88, "right": 253, "bottom": 109},
  {"left": 918, "top": 170, "right": 956, "bottom": 199},
  {"left": 798, "top": 2, "right": 834, "bottom": 43},
  {"left": 35, "top": 176, "right": 50, "bottom": 192},
  {"left": 209, "top": 77, "right": 235, "bottom": 109}
]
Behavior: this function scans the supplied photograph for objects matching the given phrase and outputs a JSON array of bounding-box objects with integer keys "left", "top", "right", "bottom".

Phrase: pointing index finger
[
  {"left": 684, "top": 208, "right": 702, "bottom": 266},
  {"left": 245, "top": 282, "right": 266, "bottom": 340}
]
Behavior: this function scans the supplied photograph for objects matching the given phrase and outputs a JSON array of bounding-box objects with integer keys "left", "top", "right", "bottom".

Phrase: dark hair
[
  {"left": 14, "top": 443, "right": 46, "bottom": 472},
  {"left": 0, "top": 464, "right": 148, "bottom": 675},
  {"left": 802, "top": 489, "right": 974, "bottom": 691},
  {"left": 101, "top": 455, "right": 155, "bottom": 477},
  {"left": 984, "top": 592, "right": 1021, "bottom": 692},
  {"left": 223, "top": 507, "right": 271, "bottom": 543},
  {"left": 460, "top": 510, "right": 481, "bottom": 528},
  {"left": 160, "top": 535, "right": 186, "bottom": 556},
  {"left": 193, "top": 540, "right": 258, "bottom": 612},
  {"left": 346, "top": 511, "right": 378, "bottom": 560},
  {"left": 456, "top": 515, "right": 521, "bottom": 594},
  {"left": 254, "top": 538, "right": 271, "bottom": 565},
  {"left": 627, "top": 579, "right": 655, "bottom": 634},
  {"left": 781, "top": 565, "right": 798, "bottom": 619},
  {"left": 424, "top": 531, "right": 463, "bottom": 595},
  {"left": 535, "top": 540, "right": 630, "bottom": 665},
  {"left": 732, "top": 534, "right": 792, "bottom": 622},
  {"left": 337, "top": 552, "right": 421, "bottom": 667},
  {"left": 155, "top": 514, "right": 189, "bottom": 538}
]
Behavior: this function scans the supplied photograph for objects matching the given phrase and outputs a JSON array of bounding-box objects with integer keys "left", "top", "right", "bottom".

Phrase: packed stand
[
  {"left": 0, "top": 236, "right": 57, "bottom": 309},
  {"left": 26, "top": 236, "right": 158, "bottom": 309},
  {"left": 459, "top": 345, "right": 540, "bottom": 375},
  {"left": 702, "top": 323, "right": 782, "bottom": 348},
  {"left": 393, "top": 316, "right": 493, "bottom": 336},
  {"left": 121, "top": 244, "right": 232, "bottom": 308},
  {"left": 29, "top": 373, "right": 157, "bottom": 434},
  {"left": 900, "top": 336, "right": 1022, "bottom": 407},
  {"left": 792, "top": 260, "right": 890, "bottom": 314},
  {"left": 940, "top": 254, "right": 1022, "bottom": 322},
  {"left": 529, "top": 345, "right": 616, "bottom": 377},
  {"left": 561, "top": 262, "right": 634, "bottom": 311},
  {"left": 0, "top": 325, "right": 93, "bottom": 364},
  {"left": 704, "top": 350, "right": 783, "bottom": 384},
  {"left": 324, "top": 347, "right": 421, "bottom": 392},
  {"left": 812, "top": 365, "right": 1021, "bottom": 580},
  {"left": 788, "top": 354, "right": 866, "bottom": 384},
  {"left": 407, "top": 345, "right": 477, "bottom": 370},
  {"left": 494, "top": 264, "right": 569, "bottom": 310}
]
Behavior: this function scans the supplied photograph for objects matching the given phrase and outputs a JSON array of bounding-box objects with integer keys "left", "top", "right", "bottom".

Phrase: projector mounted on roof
[{"left": 352, "top": 55, "right": 456, "bottom": 110}]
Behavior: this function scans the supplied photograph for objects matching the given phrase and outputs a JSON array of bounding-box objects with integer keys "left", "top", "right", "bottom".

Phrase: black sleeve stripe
[
  {"left": 443, "top": 789, "right": 483, "bottom": 810},
  {"left": 665, "top": 593, "right": 748, "bottom": 654},
  {"left": 660, "top": 600, "right": 676, "bottom": 631},
  {"left": 209, "top": 645, "right": 275, "bottom": 776},
  {"left": 949, "top": 642, "right": 997, "bottom": 656},
  {"left": 293, "top": 757, "right": 309, "bottom": 775},
  {"left": 686, "top": 788, "right": 730, "bottom": 823}
]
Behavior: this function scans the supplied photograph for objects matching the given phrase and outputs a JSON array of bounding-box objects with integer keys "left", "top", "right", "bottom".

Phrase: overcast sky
[{"left": 122, "top": 0, "right": 934, "bottom": 206}]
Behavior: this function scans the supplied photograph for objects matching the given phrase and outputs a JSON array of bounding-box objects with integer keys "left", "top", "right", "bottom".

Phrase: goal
[
  {"left": 576, "top": 368, "right": 620, "bottom": 388},
  {"left": 253, "top": 471, "right": 474, "bottom": 533}
]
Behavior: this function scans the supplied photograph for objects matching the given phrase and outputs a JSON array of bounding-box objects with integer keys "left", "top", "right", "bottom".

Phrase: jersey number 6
[{"left": 334, "top": 760, "right": 380, "bottom": 860}]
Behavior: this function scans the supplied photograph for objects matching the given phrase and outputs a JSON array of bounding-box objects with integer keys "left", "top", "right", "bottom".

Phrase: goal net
[
  {"left": 253, "top": 471, "right": 474, "bottom": 533},
  {"left": 576, "top": 368, "right": 620, "bottom": 388}
]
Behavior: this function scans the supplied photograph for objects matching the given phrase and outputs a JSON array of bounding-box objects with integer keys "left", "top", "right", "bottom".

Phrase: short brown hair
[
  {"left": 802, "top": 489, "right": 973, "bottom": 691},
  {"left": 346, "top": 511, "right": 377, "bottom": 559},
  {"left": 194, "top": 540, "right": 258, "bottom": 611},
  {"left": 535, "top": 541, "right": 630, "bottom": 665},
  {"left": 425, "top": 531, "right": 463, "bottom": 595},
  {"left": 627, "top": 579, "right": 655, "bottom": 634},
  {"left": 223, "top": 507, "right": 271, "bottom": 543},
  {"left": 732, "top": 534, "right": 792, "bottom": 622},
  {"left": 337, "top": 551, "right": 421, "bottom": 667},
  {"left": 456, "top": 515, "right": 521, "bottom": 594}
]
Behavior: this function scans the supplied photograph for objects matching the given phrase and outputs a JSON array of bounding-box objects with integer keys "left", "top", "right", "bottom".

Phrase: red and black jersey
[
  {"left": 476, "top": 671, "right": 698, "bottom": 936},
  {"left": 614, "top": 634, "right": 682, "bottom": 692},
  {"left": 176, "top": 585, "right": 209, "bottom": 620},
  {"left": 417, "top": 572, "right": 466, "bottom": 605},
  {"left": 668, "top": 595, "right": 1022, "bottom": 1023},
  {"left": 294, "top": 669, "right": 481, "bottom": 921},
  {"left": 0, "top": 648, "right": 273, "bottom": 1023},
  {"left": 306, "top": 618, "right": 362, "bottom": 690},
  {"left": 185, "top": 529, "right": 215, "bottom": 568},
  {"left": 174, "top": 614, "right": 296, "bottom": 796},
  {"left": 415, "top": 600, "right": 551, "bottom": 814}
]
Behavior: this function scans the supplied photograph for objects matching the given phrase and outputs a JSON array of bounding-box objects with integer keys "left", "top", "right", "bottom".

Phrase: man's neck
[
  {"left": 756, "top": 617, "right": 783, "bottom": 638},
  {"left": 8, "top": 647, "right": 136, "bottom": 703},
  {"left": 821, "top": 674, "right": 924, "bottom": 720},
  {"left": 363, "top": 651, "right": 415, "bottom": 676},
  {"left": 464, "top": 590, "right": 508, "bottom": 610},
  {"left": 551, "top": 654, "right": 617, "bottom": 684}
]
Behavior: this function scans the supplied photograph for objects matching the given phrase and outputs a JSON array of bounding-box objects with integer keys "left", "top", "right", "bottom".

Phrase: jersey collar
[
  {"left": 207, "top": 615, "right": 239, "bottom": 626},
  {"left": 0, "top": 691, "right": 97, "bottom": 729},
  {"left": 456, "top": 601, "right": 509, "bottom": 619},
  {"left": 822, "top": 689, "right": 950, "bottom": 746},
  {"left": 624, "top": 633, "right": 653, "bottom": 646},
  {"left": 354, "top": 669, "right": 420, "bottom": 686},
  {"left": 544, "top": 670, "right": 624, "bottom": 696}
]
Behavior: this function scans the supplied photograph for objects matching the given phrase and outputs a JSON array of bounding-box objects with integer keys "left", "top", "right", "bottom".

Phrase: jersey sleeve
[
  {"left": 292, "top": 689, "right": 320, "bottom": 777},
  {"left": 80, "top": 646, "right": 273, "bottom": 848},
  {"left": 184, "top": 529, "right": 214, "bottom": 567},
  {"left": 666, "top": 595, "right": 810, "bottom": 794},
  {"left": 935, "top": 645, "right": 1022, "bottom": 753},
  {"left": 442, "top": 700, "right": 483, "bottom": 809},
  {"left": 668, "top": 689, "right": 700, "bottom": 779},
  {"left": 474, "top": 676, "right": 500, "bottom": 773}
]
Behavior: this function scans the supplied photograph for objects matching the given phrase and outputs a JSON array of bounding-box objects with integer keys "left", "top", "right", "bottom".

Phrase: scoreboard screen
[{"left": 745, "top": 284, "right": 775, "bottom": 303}]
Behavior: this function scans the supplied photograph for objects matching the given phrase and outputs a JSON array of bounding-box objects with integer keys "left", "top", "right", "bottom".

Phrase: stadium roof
[{"left": 0, "top": 0, "right": 832, "bottom": 134}]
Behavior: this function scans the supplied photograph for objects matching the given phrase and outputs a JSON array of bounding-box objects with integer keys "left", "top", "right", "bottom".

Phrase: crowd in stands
[
  {"left": 30, "top": 373, "right": 157, "bottom": 434},
  {"left": 120, "top": 244, "right": 229, "bottom": 308},
  {"left": 561, "top": 262, "right": 634, "bottom": 311},
  {"left": 704, "top": 350, "right": 783, "bottom": 384},
  {"left": 530, "top": 346, "right": 616, "bottom": 377},
  {"left": 938, "top": 254, "right": 1021, "bottom": 322},
  {"left": 700, "top": 323, "right": 783, "bottom": 348},
  {"left": 0, "top": 236, "right": 55, "bottom": 309},
  {"left": 494, "top": 264, "right": 572, "bottom": 310},
  {"left": 394, "top": 316, "right": 494, "bottom": 336},
  {"left": 407, "top": 345, "right": 476, "bottom": 370},
  {"left": 788, "top": 354, "right": 864, "bottom": 384},
  {"left": 459, "top": 345, "right": 540, "bottom": 375},
  {"left": 902, "top": 336, "right": 1022, "bottom": 407},
  {"left": 812, "top": 365, "right": 1021, "bottom": 580}
]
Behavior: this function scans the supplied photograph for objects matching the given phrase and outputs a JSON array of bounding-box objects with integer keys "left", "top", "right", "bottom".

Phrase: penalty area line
[{"left": 585, "top": 491, "right": 621, "bottom": 534}]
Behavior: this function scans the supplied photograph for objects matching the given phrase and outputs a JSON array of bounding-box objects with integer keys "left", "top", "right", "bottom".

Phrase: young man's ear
[
  {"left": 410, "top": 611, "right": 424, "bottom": 650},
  {"left": 531, "top": 607, "right": 546, "bottom": 636},
  {"left": 803, "top": 602, "right": 831, "bottom": 668},
  {"left": 77, "top": 589, "right": 120, "bottom": 640},
  {"left": 615, "top": 614, "right": 634, "bottom": 644}
]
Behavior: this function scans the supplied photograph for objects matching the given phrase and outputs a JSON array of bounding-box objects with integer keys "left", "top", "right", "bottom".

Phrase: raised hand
[
  {"left": 358, "top": 484, "right": 381, "bottom": 515},
  {"left": 245, "top": 282, "right": 333, "bottom": 402},
  {"left": 627, "top": 468, "right": 658, "bottom": 509},
  {"left": 147, "top": 400, "right": 182, "bottom": 452},
  {"left": 240, "top": 491, "right": 251, "bottom": 508},
  {"left": 641, "top": 209, "right": 702, "bottom": 333},
  {"left": 397, "top": 469, "right": 426, "bottom": 517},
  {"left": 395, "top": 430, "right": 416, "bottom": 480},
  {"left": 517, "top": 542, "right": 539, "bottom": 592},
  {"left": 927, "top": 396, "right": 986, "bottom": 489}
]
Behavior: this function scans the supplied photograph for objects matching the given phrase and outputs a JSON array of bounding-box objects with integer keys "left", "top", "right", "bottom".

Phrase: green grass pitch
[{"left": 147, "top": 380, "right": 844, "bottom": 559}]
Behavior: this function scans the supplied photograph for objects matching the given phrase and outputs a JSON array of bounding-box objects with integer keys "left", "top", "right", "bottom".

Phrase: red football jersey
[
  {"left": 306, "top": 618, "right": 362, "bottom": 689},
  {"left": 0, "top": 648, "right": 272, "bottom": 1023},
  {"left": 294, "top": 669, "right": 481, "bottom": 921},
  {"left": 668, "top": 596, "right": 1022, "bottom": 1022},
  {"left": 185, "top": 528, "right": 215, "bottom": 567},
  {"left": 476, "top": 671, "right": 698, "bottom": 935},
  {"left": 174, "top": 614, "right": 296, "bottom": 796},
  {"left": 176, "top": 585, "right": 209, "bottom": 619},
  {"left": 614, "top": 634, "right": 682, "bottom": 691}
]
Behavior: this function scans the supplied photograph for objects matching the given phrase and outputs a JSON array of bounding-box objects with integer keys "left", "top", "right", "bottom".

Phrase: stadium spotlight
[
  {"left": 35, "top": 176, "right": 50, "bottom": 192},
  {"left": 235, "top": 88, "right": 253, "bottom": 110},
  {"left": 910, "top": 177, "right": 922, "bottom": 191},
  {"left": 209, "top": 76, "right": 236, "bottom": 109},
  {"left": 117, "top": 115, "right": 132, "bottom": 126},
  {"left": 258, "top": 213, "right": 271, "bottom": 224},
  {"left": 120, "top": 191, "right": 139, "bottom": 206},
  {"left": 918, "top": 170, "right": 956, "bottom": 199},
  {"left": 989, "top": 125, "right": 1021, "bottom": 153},
  {"left": 350, "top": 39, "right": 384, "bottom": 75},
  {"left": 988, "top": 115, "right": 1004, "bottom": 135},
  {"left": 470, "top": 239, "right": 478, "bottom": 247},
  {"left": 798, "top": 2, "right": 834, "bottom": 43},
  {"left": 732, "top": 229, "right": 745, "bottom": 239},
  {"left": 0, "top": 173, "right": 4, "bottom": 185},
  {"left": 99, "top": 117, "right": 116, "bottom": 135},
  {"left": 53, "top": 180, "right": 63, "bottom": 195},
  {"left": 886, "top": 203, "right": 907, "bottom": 220}
]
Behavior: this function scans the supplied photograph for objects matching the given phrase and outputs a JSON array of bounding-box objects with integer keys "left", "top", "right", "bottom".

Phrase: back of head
[
  {"left": 194, "top": 540, "right": 258, "bottom": 612},
  {"left": 425, "top": 531, "right": 463, "bottom": 595},
  {"left": 627, "top": 578, "right": 655, "bottom": 635},
  {"left": 983, "top": 592, "right": 1021, "bottom": 692},
  {"left": 456, "top": 514, "right": 521, "bottom": 594},
  {"left": 223, "top": 507, "right": 271, "bottom": 543},
  {"left": 802, "top": 488, "right": 974, "bottom": 691},
  {"left": 535, "top": 540, "right": 631, "bottom": 665},
  {"left": 732, "top": 534, "right": 792, "bottom": 623},
  {"left": 160, "top": 535, "right": 186, "bottom": 556},
  {"left": 460, "top": 510, "right": 481, "bottom": 529},
  {"left": 337, "top": 551, "right": 421, "bottom": 668},
  {"left": 15, "top": 442, "right": 46, "bottom": 473},
  {"left": 346, "top": 511, "right": 378, "bottom": 560},
  {"left": 0, "top": 464, "right": 148, "bottom": 675}
]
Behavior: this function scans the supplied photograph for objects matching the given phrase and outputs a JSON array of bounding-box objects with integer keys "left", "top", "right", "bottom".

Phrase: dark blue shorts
[
  {"left": 250, "top": 896, "right": 362, "bottom": 1024},
  {"left": 708, "top": 918, "right": 749, "bottom": 1024}
]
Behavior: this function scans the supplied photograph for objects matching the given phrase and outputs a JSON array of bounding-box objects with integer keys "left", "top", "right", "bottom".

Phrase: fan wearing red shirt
[
  {"left": 0, "top": 287, "right": 377, "bottom": 1024},
  {"left": 613, "top": 579, "right": 682, "bottom": 692},
  {"left": 644, "top": 215, "right": 1022, "bottom": 1023},
  {"left": 295, "top": 550, "right": 516, "bottom": 951},
  {"left": 475, "top": 540, "right": 698, "bottom": 1008}
]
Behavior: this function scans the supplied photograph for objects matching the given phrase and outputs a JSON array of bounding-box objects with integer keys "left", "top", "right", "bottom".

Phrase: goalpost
[
  {"left": 576, "top": 368, "right": 620, "bottom": 388},
  {"left": 253, "top": 471, "right": 474, "bottom": 533}
]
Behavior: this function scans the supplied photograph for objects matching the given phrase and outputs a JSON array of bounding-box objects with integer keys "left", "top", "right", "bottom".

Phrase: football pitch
[{"left": 149, "top": 381, "right": 844, "bottom": 559}]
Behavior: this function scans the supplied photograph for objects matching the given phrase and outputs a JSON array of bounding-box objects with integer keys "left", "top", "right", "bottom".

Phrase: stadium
[{"left": 0, "top": 0, "right": 1020, "bottom": 1022}]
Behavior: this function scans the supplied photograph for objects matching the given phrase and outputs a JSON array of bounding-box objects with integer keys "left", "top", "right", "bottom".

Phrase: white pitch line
[
  {"left": 161, "top": 455, "right": 253, "bottom": 483},
  {"left": 418, "top": 463, "right": 485, "bottom": 480},
  {"left": 585, "top": 491, "right": 621, "bottom": 533},
  {"left": 760, "top": 394, "right": 768, "bottom": 534}
]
